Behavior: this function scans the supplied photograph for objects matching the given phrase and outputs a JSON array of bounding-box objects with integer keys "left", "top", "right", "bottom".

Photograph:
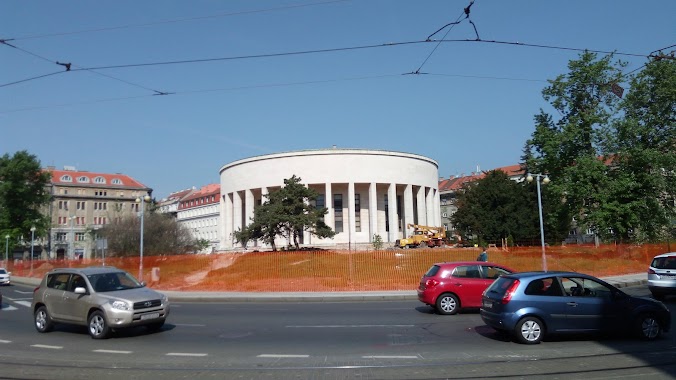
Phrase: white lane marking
[
  {"left": 362, "top": 355, "right": 420, "bottom": 359},
  {"left": 286, "top": 325, "right": 415, "bottom": 328},
  {"left": 1, "top": 305, "right": 18, "bottom": 311},
  {"left": 166, "top": 353, "right": 208, "bottom": 357},
  {"left": 0, "top": 339, "right": 12, "bottom": 344},
  {"left": 93, "top": 350, "right": 133, "bottom": 354},
  {"left": 257, "top": 354, "right": 310, "bottom": 358},
  {"left": 173, "top": 323, "right": 206, "bottom": 327},
  {"left": 15, "top": 301, "right": 32, "bottom": 308},
  {"left": 31, "top": 344, "right": 62, "bottom": 350},
  {"left": 14, "top": 290, "right": 34, "bottom": 294}
]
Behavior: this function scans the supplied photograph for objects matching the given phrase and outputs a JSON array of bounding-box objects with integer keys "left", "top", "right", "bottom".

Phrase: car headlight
[
  {"left": 110, "top": 300, "right": 131, "bottom": 311},
  {"left": 161, "top": 293, "right": 169, "bottom": 303}
]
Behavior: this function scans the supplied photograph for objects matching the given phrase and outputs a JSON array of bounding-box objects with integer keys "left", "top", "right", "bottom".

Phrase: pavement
[{"left": 10, "top": 273, "right": 648, "bottom": 303}]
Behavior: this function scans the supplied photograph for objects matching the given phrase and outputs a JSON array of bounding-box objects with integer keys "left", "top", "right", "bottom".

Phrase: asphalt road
[{"left": 1, "top": 283, "right": 675, "bottom": 380}]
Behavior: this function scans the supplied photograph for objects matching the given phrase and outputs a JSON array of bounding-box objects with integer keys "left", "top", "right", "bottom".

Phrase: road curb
[{"left": 11, "top": 274, "right": 648, "bottom": 303}]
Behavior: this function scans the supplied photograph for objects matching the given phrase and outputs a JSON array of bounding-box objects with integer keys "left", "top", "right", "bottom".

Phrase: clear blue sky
[{"left": 2, "top": 0, "right": 674, "bottom": 198}]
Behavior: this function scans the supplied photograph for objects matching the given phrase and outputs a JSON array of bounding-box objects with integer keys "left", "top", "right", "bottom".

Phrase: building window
[
  {"left": 354, "top": 193, "right": 361, "bottom": 232},
  {"left": 60, "top": 175, "right": 72, "bottom": 182},
  {"left": 77, "top": 176, "right": 89, "bottom": 183},
  {"left": 111, "top": 178, "right": 122, "bottom": 185},
  {"left": 333, "top": 194, "right": 343, "bottom": 233},
  {"left": 315, "top": 194, "right": 325, "bottom": 209},
  {"left": 55, "top": 232, "right": 67, "bottom": 241},
  {"left": 59, "top": 201, "right": 69, "bottom": 211},
  {"left": 75, "top": 232, "right": 85, "bottom": 241},
  {"left": 76, "top": 201, "right": 86, "bottom": 210},
  {"left": 94, "top": 176, "right": 106, "bottom": 184}
]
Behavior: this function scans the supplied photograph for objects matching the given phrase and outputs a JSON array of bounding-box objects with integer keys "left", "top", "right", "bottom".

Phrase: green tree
[
  {"left": 522, "top": 51, "right": 625, "bottom": 242},
  {"left": 0, "top": 151, "right": 52, "bottom": 253},
  {"left": 451, "top": 170, "right": 539, "bottom": 244},
  {"left": 234, "top": 175, "right": 335, "bottom": 251},
  {"left": 602, "top": 57, "right": 676, "bottom": 241},
  {"left": 98, "top": 211, "right": 195, "bottom": 256}
]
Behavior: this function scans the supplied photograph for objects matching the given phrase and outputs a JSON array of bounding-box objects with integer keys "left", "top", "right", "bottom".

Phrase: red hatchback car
[{"left": 418, "top": 261, "right": 514, "bottom": 315}]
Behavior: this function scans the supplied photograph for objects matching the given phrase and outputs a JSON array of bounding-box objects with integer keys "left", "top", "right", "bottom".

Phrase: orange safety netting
[{"left": 8, "top": 243, "right": 669, "bottom": 292}]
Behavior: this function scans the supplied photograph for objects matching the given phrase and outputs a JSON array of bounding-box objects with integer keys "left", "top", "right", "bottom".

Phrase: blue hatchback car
[{"left": 480, "top": 271, "right": 671, "bottom": 344}]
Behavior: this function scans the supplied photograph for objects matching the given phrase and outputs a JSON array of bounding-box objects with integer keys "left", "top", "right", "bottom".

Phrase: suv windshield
[
  {"left": 651, "top": 256, "right": 676, "bottom": 270},
  {"left": 0, "top": 269, "right": 7, "bottom": 274},
  {"left": 87, "top": 272, "right": 142, "bottom": 292}
]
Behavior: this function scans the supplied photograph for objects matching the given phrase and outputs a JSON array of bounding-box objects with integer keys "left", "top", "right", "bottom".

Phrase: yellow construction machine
[{"left": 395, "top": 224, "right": 447, "bottom": 248}]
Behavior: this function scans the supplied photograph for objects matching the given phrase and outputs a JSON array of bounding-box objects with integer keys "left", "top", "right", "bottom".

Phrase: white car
[
  {"left": 0, "top": 268, "right": 10, "bottom": 285},
  {"left": 648, "top": 252, "right": 676, "bottom": 300}
]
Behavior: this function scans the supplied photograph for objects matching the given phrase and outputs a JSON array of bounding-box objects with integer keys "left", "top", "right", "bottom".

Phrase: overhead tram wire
[
  {"left": 408, "top": 1, "right": 475, "bottom": 75},
  {"left": 0, "top": 39, "right": 170, "bottom": 94},
  {"left": 0, "top": 71, "right": 553, "bottom": 114},
  {"left": 1, "top": 36, "right": 650, "bottom": 89},
  {"left": 68, "top": 39, "right": 649, "bottom": 73},
  {"left": 621, "top": 43, "right": 676, "bottom": 78}
]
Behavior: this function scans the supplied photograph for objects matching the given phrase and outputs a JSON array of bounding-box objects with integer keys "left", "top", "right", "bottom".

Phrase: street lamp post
[
  {"left": 69, "top": 216, "right": 76, "bottom": 260},
  {"left": 527, "top": 173, "right": 551, "bottom": 272},
  {"left": 136, "top": 195, "right": 151, "bottom": 282},
  {"left": 30, "top": 226, "right": 36, "bottom": 274}
]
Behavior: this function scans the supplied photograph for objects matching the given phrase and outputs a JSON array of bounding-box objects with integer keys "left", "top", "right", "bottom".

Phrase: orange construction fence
[{"left": 8, "top": 243, "right": 670, "bottom": 292}]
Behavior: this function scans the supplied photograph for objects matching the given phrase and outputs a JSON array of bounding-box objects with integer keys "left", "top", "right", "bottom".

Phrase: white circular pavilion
[{"left": 219, "top": 148, "right": 440, "bottom": 250}]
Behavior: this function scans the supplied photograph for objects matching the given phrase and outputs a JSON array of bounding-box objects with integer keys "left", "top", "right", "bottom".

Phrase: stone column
[
  {"left": 426, "top": 187, "right": 435, "bottom": 227},
  {"left": 223, "top": 193, "right": 233, "bottom": 249},
  {"left": 325, "top": 182, "right": 334, "bottom": 230},
  {"left": 304, "top": 184, "right": 311, "bottom": 246},
  {"left": 232, "top": 191, "right": 242, "bottom": 247},
  {"left": 416, "top": 186, "right": 426, "bottom": 226},
  {"left": 369, "top": 182, "right": 377, "bottom": 241},
  {"left": 244, "top": 189, "right": 254, "bottom": 248},
  {"left": 348, "top": 182, "right": 356, "bottom": 249},
  {"left": 387, "top": 183, "right": 398, "bottom": 243},
  {"left": 403, "top": 184, "right": 414, "bottom": 238}
]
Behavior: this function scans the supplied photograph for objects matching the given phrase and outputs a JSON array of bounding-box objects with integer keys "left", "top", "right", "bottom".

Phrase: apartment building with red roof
[
  {"left": 176, "top": 183, "right": 221, "bottom": 253},
  {"left": 41, "top": 166, "right": 152, "bottom": 260}
]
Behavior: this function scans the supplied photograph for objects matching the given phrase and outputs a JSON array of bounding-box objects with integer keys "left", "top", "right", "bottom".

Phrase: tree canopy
[
  {"left": 234, "top": 175, "right": 335, "bottom": 251},
  {"left": 522, "top": 51, "right": 675, "bottom": 243},
  {"left": 97, "top": 209, "right": 197, "bottom": 256},
  {"left": 0, "top": 151, "right": 52, "bottom": 251},
  {"left": 451, "top": 170, "right": 539, "bottom": 245}
]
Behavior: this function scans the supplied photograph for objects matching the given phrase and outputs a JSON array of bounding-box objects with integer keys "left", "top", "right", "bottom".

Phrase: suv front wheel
[
  {"left": 34, "top": 306, "right": 54, "bottom": 333},
  {"left": 88, "top": 310, "right": 111, "bottom": 339}
]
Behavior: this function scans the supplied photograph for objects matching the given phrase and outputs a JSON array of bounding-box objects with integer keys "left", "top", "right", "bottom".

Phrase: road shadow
[{"left": 44, "top": 323, "right": 175, "bottom": 339}]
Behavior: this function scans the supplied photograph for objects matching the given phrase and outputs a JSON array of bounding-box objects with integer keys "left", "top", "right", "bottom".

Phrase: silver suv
[
  {"left": 32, "top": 266, "right": 170, "bottom": 339},
  {"left": 648, "top": 252, "right": 676, "bottom": 300}
]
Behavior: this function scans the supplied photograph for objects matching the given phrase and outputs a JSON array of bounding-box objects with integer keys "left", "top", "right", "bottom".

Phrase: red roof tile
[{"left": 45, "top": 168, "right": 148, "bottom": 189}]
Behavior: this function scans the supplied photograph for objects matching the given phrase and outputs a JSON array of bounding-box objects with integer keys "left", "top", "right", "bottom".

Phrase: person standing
[{"left": 477, "top": 246, "right": 488, "bottom": 262}]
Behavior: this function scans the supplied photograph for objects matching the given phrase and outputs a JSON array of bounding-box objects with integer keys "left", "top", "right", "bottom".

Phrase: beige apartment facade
[{"left": 43, "top": 166, "right": 152, "bottom": 260}]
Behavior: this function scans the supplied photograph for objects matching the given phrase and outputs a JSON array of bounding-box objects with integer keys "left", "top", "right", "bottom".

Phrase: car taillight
[
  {"left": 648, "top": 268, "right": 656, "bottom": 274},
  {"left": 501, "top": 279, "right": 520, "bottom": 304},
  {"left": 34, "top": 286, "right": 40, "bottom": 293},
  {"left": 425, "top": 279, "right": 439, "bottom": 287}
]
